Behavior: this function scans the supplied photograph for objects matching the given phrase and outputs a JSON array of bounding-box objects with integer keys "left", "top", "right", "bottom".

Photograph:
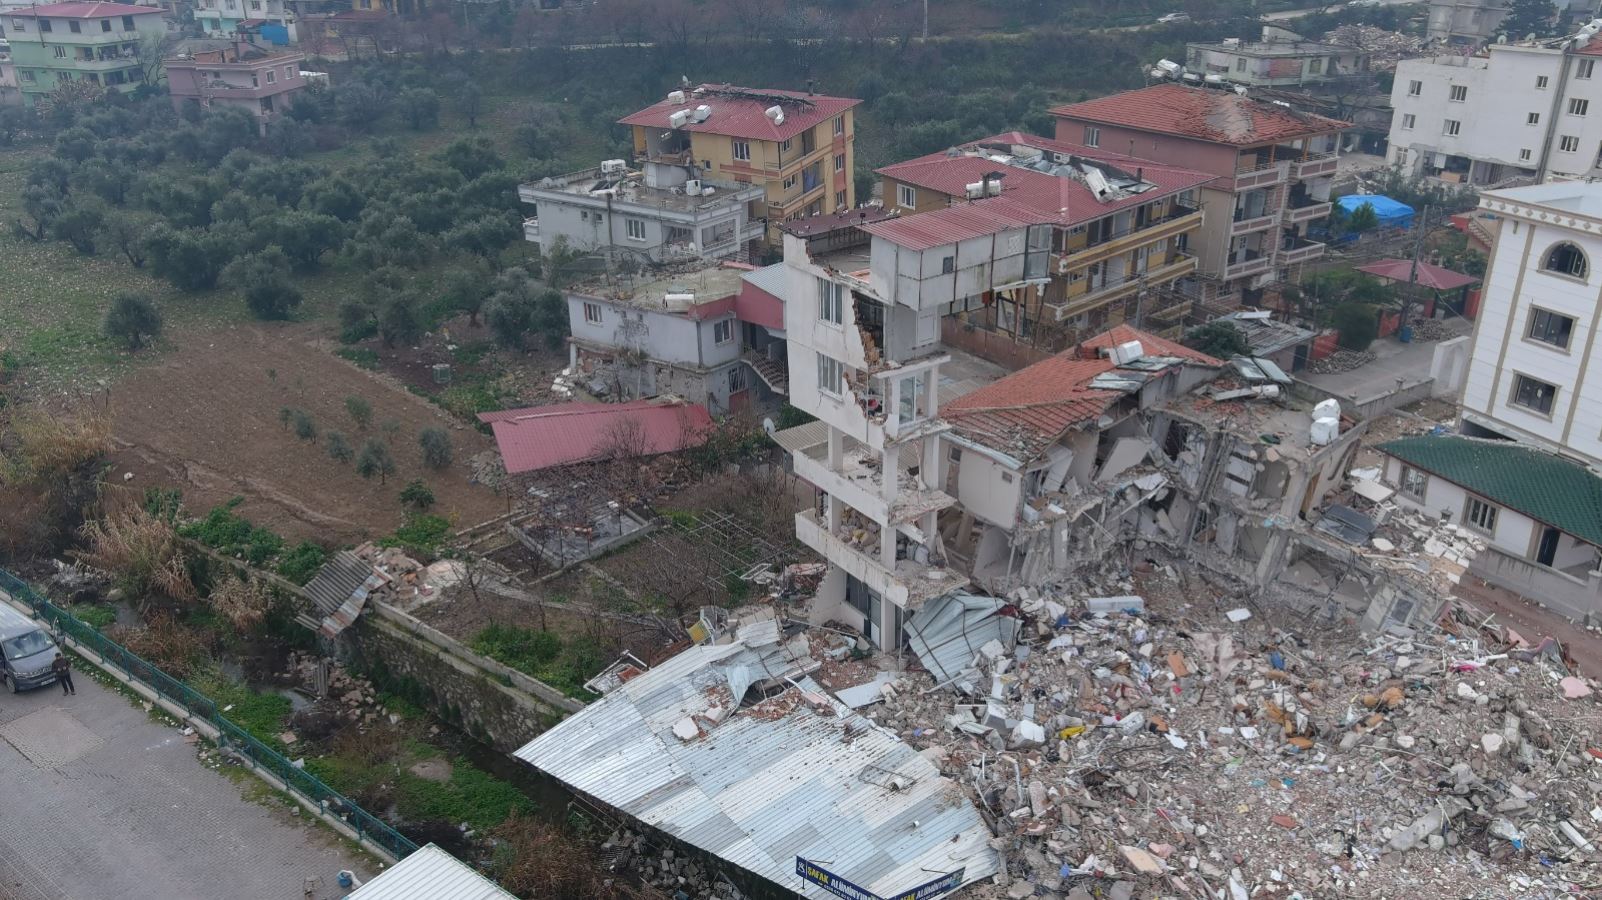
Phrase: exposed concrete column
[
  {"left": 881, "top": 437, "right": 902, "bottom": 502},
  {"left": 885, "top": 376, "right": 904, "bottom": 439},
  {"left": 826, "top": 492, "right": 842, "bottom": 531},
  {"left": 921, "top": 436, "right": 941, "bottom": 491},
  {"left": 827, "top": 425, "right": 844, "bottom": 471},
  {"left": 1253, "top": 528, "right": 1293, "bottom": 587},
  {"left": 924, "top": 366, "right": 940, "bottom": 419},
  {"left": 880, "top": 521, "right": 897, "bottom": 568}
]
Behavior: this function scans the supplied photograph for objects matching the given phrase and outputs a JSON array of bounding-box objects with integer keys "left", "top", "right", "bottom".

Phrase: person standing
[{"left": 51, "top": 653, "right": 74, "bottom": 696}]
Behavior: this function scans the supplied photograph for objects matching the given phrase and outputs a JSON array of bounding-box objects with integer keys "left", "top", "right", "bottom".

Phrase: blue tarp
[
  {"left": 259, "top": 23, "right": 289, "bottom": 45},
  {"left": 1335, "top": 194, "right": 1415, "bottom": 229}
]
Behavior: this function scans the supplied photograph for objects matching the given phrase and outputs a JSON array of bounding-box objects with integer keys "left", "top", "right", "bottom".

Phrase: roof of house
[
  {"left": 859, "top": 195, "right": 1047, "bottom": 251},
  {"left": 514, "top": 617, "right": 1000, "bottom": 900},
  {"left": 9, "top": 1, "right": 163, "bottom": 16},
  {"left": 479, "top": 400, "right": 713, "bottom": 474},
  {"left": 1049, "top": 83, "right": 1349, "bottom": 146},
  {"left": 776, "top": 205, "right": 896, "bottom": 238},
  {"left": 347, "top": 844, "right": 516, "bottom": 900},
  {"left": 1356, "top": 258, "right": 1480, "bottom": 291},
  {"left": 946, "top": 325, "right": 1220, "bottom": 461},
  {"left": 876, "top": 133, "right": 1212, "bottom": 228},
  {"left": 1378, "top": 435, "right": 1602, "bottom": 546},
  {"left": 619, "top": 84, "right": 861, "bottom": 143}
]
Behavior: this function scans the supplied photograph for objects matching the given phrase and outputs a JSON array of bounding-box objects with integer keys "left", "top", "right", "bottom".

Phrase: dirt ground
[{"left": 105, "top": 322, "right": 507, "bottom": 544}]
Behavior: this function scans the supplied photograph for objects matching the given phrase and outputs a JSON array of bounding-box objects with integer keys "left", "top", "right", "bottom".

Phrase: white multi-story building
[
  {"left": 1387, "top": 38, "right": 1602, "bottom": 186},
  {"left": 779, "top": 203, "right": 1050, "bottom": 647},
  {"left": 1461, "top": 181, "right": 1602, "bottom": 463}
]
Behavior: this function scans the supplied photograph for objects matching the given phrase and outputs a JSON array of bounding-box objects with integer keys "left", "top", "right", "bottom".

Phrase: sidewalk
[{"left": 0, "top": 666, "right": 371, "bottom": 900}]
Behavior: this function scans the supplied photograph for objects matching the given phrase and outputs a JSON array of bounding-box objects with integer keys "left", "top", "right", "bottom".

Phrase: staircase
[{"left": 744, "top": 353, "right": 789, "bottom": 396}]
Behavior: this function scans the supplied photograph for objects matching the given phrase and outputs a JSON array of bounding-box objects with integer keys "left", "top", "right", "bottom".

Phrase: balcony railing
[
  {"left": 1293, "top": 153, "right": 1339, "bottom": 180},
  {"left": 1047, "top": 252, "right": 1198, "bottom": 322},
  {"left": 1223, "top": 250, "right": 1271, "bottom": 280},
  {"left": 1279, "top": 237, "right": 1326, "bottom": 265},
  {"left": 1230, "top": 210, "right": 1278, "bottom": 236},
  {"left": 1057, "top": 206, "right": 1202, "bottom": 272},
  {"left": 1231, "top": 161, "right": 1289, "bottom": 192},
  {"left": 1282, "top": 198, "right": 1333, "bottom": 225}
]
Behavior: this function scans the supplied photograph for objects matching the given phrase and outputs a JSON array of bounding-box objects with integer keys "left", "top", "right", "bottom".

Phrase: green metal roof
[{"left": 1378, "top": 435, "right": 1602, "bottom": 546}]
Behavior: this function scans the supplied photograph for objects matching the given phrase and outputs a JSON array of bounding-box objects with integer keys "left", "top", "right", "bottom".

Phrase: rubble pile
[
  {"left": 859, "top": 564, "right": 1602, "bottom": 899},
  {"left": 1308, "top": 349, "right": 1377, "bottom": 375},
  {"left": 1406, "top": 318, "right": 1460, "bottom": 344},
  {"left": 599, "top": 828, "right": 741, "bottom": 899},
  {"left": 1324, "top": 25, "right": 1424, "bottom": 71}
]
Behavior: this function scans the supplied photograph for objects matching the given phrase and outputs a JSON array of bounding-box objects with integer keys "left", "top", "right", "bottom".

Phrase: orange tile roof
[
  {"left": 619, "top": 84, "right": 860, "bottom": 143},
  {"left": 1050, "top": 84, "right": 1348, "bottom": 147}
]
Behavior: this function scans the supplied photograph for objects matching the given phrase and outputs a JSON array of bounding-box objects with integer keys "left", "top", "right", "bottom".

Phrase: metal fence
[{"left": 0, "top": 569, "right": 418, "bottom": 862}]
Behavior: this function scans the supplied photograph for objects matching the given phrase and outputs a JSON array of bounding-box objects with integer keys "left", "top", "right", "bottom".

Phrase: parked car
[
  {"left": 1347, "top": 0, "right": 1383, "bottom": 7},
  {"left": 1156, "top": 12, "right": 1191, "bottom": 23},
  {"left": 0, "top": 604, "right": 58, "bottom": 693}
]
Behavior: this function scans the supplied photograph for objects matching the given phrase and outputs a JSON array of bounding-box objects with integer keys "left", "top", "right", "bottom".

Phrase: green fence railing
[{"left": 0, "top": 569, "right": 418, "bottom": 862}]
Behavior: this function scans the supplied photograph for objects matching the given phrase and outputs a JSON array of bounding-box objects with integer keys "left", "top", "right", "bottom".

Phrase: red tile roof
[
  {"left": 478, "top": 400, "right": 713, "bottom": 474},
  {"left": 9, "top": 1, "right": 162, "bottom": 16},
  {"left": 859, "top": 196, "right": 1048, "bottom": 251},
  {"left": 1050, "top": 84, "right": 1349, "bottom": 147},
  {"left": 877, "top": 132, "right": 1213, "bottom": 228},
  {"left": 1355, "top": 258, "right": 1480, "bottom": 291},
  {"left": 619, "top": 84, "right": 860, "bottom": 144},
  {"left": 946, "top": 325, "right": 1219, "bottom": 460}
]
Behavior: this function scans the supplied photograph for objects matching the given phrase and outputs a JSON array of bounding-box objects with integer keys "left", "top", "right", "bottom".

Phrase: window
[
  {"left": 1538, "top": 75, "right": 1550, "bottom": 89},
  {"left": 121, "top": 14, "right": 133, "bottom": 28},
  {"left": 18, "top": 70, "right": 34, "bottom": 83},
  {"left": 782, "top": 173, "right": 797, "bottom": 190},
  {"left": 941, "top": 255, "right": 955, "bottom": 274},
  {"left": 731, "top": 140, "right": 750, "bottom": 161},
  {"left": 67, "top": 19, "right": 79, "bottom": 32},
  {"left": 728, "top": 366, "right": 747, "bottom": 393},
  {"left": 816, "top": 277, "right": 843, "bottom": 324},
  {"left": 52, "top": 46, "right": 66, "bottom": 59},
  {"left": 1464, "top": 497, "right": 1499, "bottom": 536},
  {"left": 834, "top": 153, "right": 844, "bottom": 172},
  {"left": 833, "top": 115, "right": 844, "bottom": 136},
  {"left": 9, "top": 19, "right": 24, "bottom": 31},
  {"left": 1521, "top": 148, "right": 1533, "bottom": 161},
  {"left": 1399, "top": 466, "right": 1428, "bottom": 501},
  {"left": 1512, "top": 373, "right": 1558, "bottom": 415},
  {"left": 816, "top": 352, "right": 843, "bottom": 395},
  {"left": 285, "top": 65, "right": 295, "bottom": 79},
  {"left": 1528, "top": 112, "right": 1541, "bottom": 125},
  {"left": 835, "top": 190, "right": 846, "bottom": 209},
  {"left": 1449, "top": 84, "right": 1467, "bottom": 102},
  {"left": 1573, "top": 98, "right": 1591, "bottom": 117},
  {"left": 100, "top": 18, "right": 110, "bottom": 31},
  {"left": 1528, "top": 308, "right": 1575, "bottom": 348},
  {"left": 1084, "top": 125, "right": 1100, "bottom": 148},
  {"left": 1581, "top": 59, "right": 1597, "bottom": 80},
  {"left": 1544, "top": 241, "right": 1589, "bottom": 278},
  {"left": 712, "top": 319, "right": 734, "bottom": 345},
  {"left": 1407, "top": 79, "right": 1422, "bottom": 96},
  {"left": 583, "top": 302, "right": 603, "bottom": 324},
  {"left": 625, "top": 218, "right": 646, "bottom": 241},
  {"left": 38, "top": 18, "right": 52, "bottom": 31},
  {"left": 779, "top": 138, "right": 791, "bottom": 153},
  {"left": 1308, "top": 57, "right": 1324, "bottom": 75},
  {"left": 265, "top": 70, "right": 275, "bottom": 84},
  {"left": 1562, "top": 135, "right": 1581, "bottom": 153},
  {"left": 1444, "top": 119, "right": 1461, "bottom": 136},
  {"left": 896, "top": 183, "right": 916, "bottom": 209},
  {"left": 1401, "top": 114, "right": 1415, "bottom": 129},
  {"left": 1235, "top": 58, "right": 1246, "bottom": 72}
]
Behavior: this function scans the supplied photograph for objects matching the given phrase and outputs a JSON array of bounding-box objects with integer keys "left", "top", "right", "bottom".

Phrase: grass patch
[
  {"left": 379, "top": 514, "right": 453, "bottom": 559},
  {"left": 306, "top": 743, "right": 534, "bottom": 832},
  {"left": 188, "top": 668, "right": 293, "bottom": 752},
  {"left": 470, "top": 624, "right": 605, "bottom": 700},
  {"left": 337, "top": 347, "right": 380, "bottom": 370},
  {"left": 276, "top": 541, "right": 329, "bottom": 586},
  {"left": 70, "top": 604, "right": 117, "bottom": 629}
]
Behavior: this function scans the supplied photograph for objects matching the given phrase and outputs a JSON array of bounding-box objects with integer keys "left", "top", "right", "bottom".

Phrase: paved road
[{"left": 0, "top": 667, "right": 370, "bottom": 900}]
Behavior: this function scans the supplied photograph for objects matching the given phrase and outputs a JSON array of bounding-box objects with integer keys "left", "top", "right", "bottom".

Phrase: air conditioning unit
[
  {"left": 669, "top": 109, "right": 691, "bottom": 129},
  {"left": 667, "top": 89, "right": 686, "bottom": 104},
  {"left": 765, "top": 105, "right": 785, "bottom": 126},
  {"left": 692, "top": 104, "right": 712, "bottom": 123},
  {"left": 685, "top": 179, "right": 702, "bottom": 194},
  {"left": 601, "top": 159, "right": 627, "bottom": 175}
]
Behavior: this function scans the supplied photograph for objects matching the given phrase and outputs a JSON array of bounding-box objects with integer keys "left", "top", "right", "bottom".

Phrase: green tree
[
  {"left": 222, "top": 246, "right": 303, "bottom": 320},
  {"left": 1501, "top": 0, "right": 1556, "bottom": 39},
  {"left": 442, "top": 262, "right": 493, "bottom": 325},
  {"left": 1332, "top": 303, "right": 1379, "bottom": 351},
  {"left": 444, "top": 211, "right": 518, "bottom": 258},
  {"left": 378, "top": 294, "right": 425, "bottom": 347},
  {"left": 258, "top": 210, "right": 345, "bottom": 270},
  {"left": 345, "top": 396, "right": 373, "bottom": 430},
  {"left": 103, "top": 292, "right": 163, "bottom": 351},
  {"left": 304, "top": 175, "right": 366, "bottom": 222},
  {"left": 355, "top": 438, "right": 396, "bottom": 485},
  {"left": 292, "top": 409, "right": 318, "bottom": 441},
  {"left": 146, "top": 226, "right": 235, "bottom": 291},
  {"left": 418, "top": 427, "right": 452, "bottom": 470},
  {"left": 326, "top": 431, "right": 354, "bottom": 463},
  {"left": 399, "top": 479, "right": 435, "bottom": 511},
  {"left": 437, "top": 137, "right": 504, "bottom": 180},
  {"left": 50, "top": 200, "right": 104, "bottom": 254},
  {"left": 400, "top": 87, "right": 442, "bottom": 131},
  {"left": 101, "top": 209, "right": 155, "bottom": 267},
  {"left": 1183, "top": 321, "right": 1249, "bottom": 359}
]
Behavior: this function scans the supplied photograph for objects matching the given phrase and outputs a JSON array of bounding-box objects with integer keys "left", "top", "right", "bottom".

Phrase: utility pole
[
  {"left": 922, "top": 0, "right": 928, "bottom": 40},
  {"left": 1401, "top": 203, "right": 1431, "bottom": 336}
]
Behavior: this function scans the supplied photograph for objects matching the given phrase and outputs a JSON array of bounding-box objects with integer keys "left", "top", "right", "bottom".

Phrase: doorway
[{"left": 1537, "top": 527, "right": 1560, "bottom": 567}]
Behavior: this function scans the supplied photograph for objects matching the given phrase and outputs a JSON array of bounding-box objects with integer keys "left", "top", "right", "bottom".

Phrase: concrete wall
[
  {"left": 953, "top": 447, "right": 1021, "bottom": 529},
  {"left": 567, "top": 296, "right": 736, "bottom": 370},
  {"left": 1430, "top": 335, "right": 1471, "bottom": 397},
  {"left": 1471, "top": 546, "right": 1602, "bottom": 622},
  {"left": 1383, "top": 455, "right": 1538, "bottom": 558},
  {"left": 1053, "top": 119, "right": 1240, "bottom": 180},
  {"left": 1461, "top": 210, "right": 1602, "bottom": 465},
  {"left": 352, "top": 604, "right": 581, "bottom": 753}
]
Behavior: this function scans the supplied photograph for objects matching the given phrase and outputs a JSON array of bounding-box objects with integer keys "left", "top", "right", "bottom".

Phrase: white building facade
[
  {"left": 1461, "top": 181, "right": 1602, "bottom": 465},
  {"left": 1388, "top": 41, "right": 1602, "bottom": 186}
]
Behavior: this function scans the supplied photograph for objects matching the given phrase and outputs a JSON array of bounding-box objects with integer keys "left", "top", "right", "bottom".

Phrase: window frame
[
  {"left": 896, "top": 183, "right": 916, "bottom": 210},
  {"left": 1510, "top": 372, "right": 1559, "bottom": 417},
  {"left": 1401, "top": 113, "right": 1416, "bottom": 129},
  {"left": 833, "top": 153, "right": 845, "bottom": 173},
  {"left": 731, "top": 140, "right": 751, "bottom": 162},
  {"left": 582, "top": 302, "right": 604, "bottom": 325},
  {"left": 1521, "top": 148, "right": 1533, "bottom": 161},
  {"left": 1561, "top": 134, "right": 1582, "bottom": 153},
  {"left": 1572, "top": 98, "right": 1591, "bottom": 117},
  {"left": 816, "top": 352, "right": 843, "bottom": 397},
  {"left": 38, "top": 18, "right": 52, "bottom": 32},
  {"left": 1463, "top": 496, "right": 1499, "bottom": 537},
  {"left": 1526, "top": 307, "right": 1576, "bottom": 350},
  {"left": 1541, "top": 241, "right": 1589, "bottom": 280},
  {"left": 1449, "top": 84, "right": 1467, "bottom": 102},
  {"left": 1580, "top": 58, "right": 1596, "bottom": 80},
  {"left": 625, "top": 218, "right": 647, "bottom": 242},
  {"left": 712, "top": 318, "right": 734, "bottom": 345},
  {"left": 833, "top": 115, "right": 844, "bottom": 136},
  {"left": 816, "top": 277, "right": 843, "bottom": 325},
  {"left": 1399, "top": 465, "right": 1428, "bottom": 501},
  {"left": 1407, "top": 79, "right": 1422, "bottom": 96},
  {"left": 1537, "top": 75, "right": 1550, "bottom": 89},
  {"left": 1443, "top": 119, "right": 1462, "bottom": 136},
  {"left": 1528, "top": 112, "right": 1541, "bottom": 125},
  {"left": 1084, "top": 125, "right": 1100, "bottom": 148}
]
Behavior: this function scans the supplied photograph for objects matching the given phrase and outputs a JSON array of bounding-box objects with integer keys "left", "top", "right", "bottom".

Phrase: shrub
[
  {"left": 418, "top": 427, "right": 452, "bottom": 470},
  {"left": 104, "top": 292, "right": 163, "bottom": 351},
  {"left": 344, "top": 396, "right": 372, "bottom": 429},
  {"left": 399, "top": 479, "right": 435, "bottom": 511},
  {"left": 276, "top": 542, "right": 327, "bottom": 585},
  {"left": 326, "top": 430, "right": 354, "bottom": 463},
  {"left": 381, "top": 514, "right": 451, "bottom": 557},
  {"left": 291, "top": 409, "right": 317, "bottom": 441},
  {"left": 1333, "top": 303, "right": 1379, "bottom": 351},
  {"left": 356, "top": 438, "right": 396, "bottom": 484},
  {"left": 1184, "top": 321, "right": 1249, "bottom": 359}
]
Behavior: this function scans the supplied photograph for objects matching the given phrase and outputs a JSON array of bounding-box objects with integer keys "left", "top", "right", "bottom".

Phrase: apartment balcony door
[{"left": 846, "top": 575, "right": 883, "bottom": 646}]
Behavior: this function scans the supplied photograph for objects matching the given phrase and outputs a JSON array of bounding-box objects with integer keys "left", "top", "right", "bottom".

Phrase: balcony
[
  {"left": 794, "top": 509, "right": 965, "bottom": 610},
  {"left": 522, "top": 217, "right": 539, "bottom": 241},
  {"left": 1279, "top": 236, "right": 1326, "bottom": 265},
  {"left": 53, "top": 30, "right": 145, "bottom": 45},
  {"left": 1230, "top": 211, "right": 1278, "bottom": 236},
  {"left": 68, "top": 55, "right": 140, "bottom": 72},
  {"left": 1056, "top": 206, "right": 1202, "bottom": 271},
  {"left": 1048, "top": 252, "right": 1198, "bottom": 322},
  {"left": 1282, "top": 198, "right": 1333, "bottom": 226},
  {"left": 1293, "top": 153, "right": 1339, "bottom": 180},
  {"left": 1231, "top": 161, "right": 1289, "bottom": 192},
  {"left": 1223, "top": 250, "right": 1272, "bottom": 280}
]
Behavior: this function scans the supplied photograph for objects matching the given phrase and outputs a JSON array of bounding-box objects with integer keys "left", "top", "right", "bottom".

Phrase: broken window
[
  {"left": 1399, "top": 465, "right": 1427, "bottom": 500},
  {"left": 1464, "top": 496, "right": 1499, "bottom": 536},
  {"left": 713, "top": 319, "right": 734, "bottom": 345},
  {"left": 728, "top": 366, "right": 747, "bottom": 393},
  {"left": 855, "top": 294, "right": 885, "bottom": 359}
]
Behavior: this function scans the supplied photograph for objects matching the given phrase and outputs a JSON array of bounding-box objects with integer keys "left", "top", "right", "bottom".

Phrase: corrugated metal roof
[
  {"left": 1050, "top": 83, "right": 1348, "bottom": 147},
  {"left": 478, "top": 400, "right": 714, "bottom": 474},
  {"left": 9, "top": 1, "right": 162, "bottom": 16},
  {"left": 904, "top": 592, "right": 1020, "bottom": 685},
  {"left": 619, "top": 84, "right": 861, "bottom": 143},
  {"left": 515, "top": 636, "right": 1000, "bottom": 900},
  {"left": 347, "top": 844, "right": 516, "bottom": 900},
  {"left": 861, "top": 196, "right": 1047, "bottom": 251}
]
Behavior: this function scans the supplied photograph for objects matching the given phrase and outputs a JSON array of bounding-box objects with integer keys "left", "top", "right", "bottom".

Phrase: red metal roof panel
[
  {"left": 619, "top": 84, "right": 861, "bottom": 143},
  {"left": 10, "top": 1, "right": 163, "bottom": 16},
  {"left": 1050, "top": 84, "right": 1348, "bottom": 147},
  {"left": 860, "top": 197, "right": 1048, "bottom": 251},
  {"left": 1356, "top": 258, "right": 1480, "bottom": 291},
  {"left": 1077, "top": 324, "right": 1223, "bottom": 366},
  {"left": 483, "top": 400, "right": 714, "bottom": 474}
]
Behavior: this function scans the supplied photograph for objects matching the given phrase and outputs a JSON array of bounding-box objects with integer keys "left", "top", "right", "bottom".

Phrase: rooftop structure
[
  {"left": 1050, "top": 83, "right": 1348, "bottom": 148},
  {"left": 165, "top": 38, "right": 307, "bottom": 134},
  {"left": 346, "top": 844, "right": 516, "bottom": 900},
  {"left": 514, "top": 609, "right": 1000, "bottom": 900},
  {"left": 478, "top": 400, "right": 713, "bottom": 474},
  {"left": 1184, "top": 32, "right": 1372, "bottom": 88},
  {"left": 618, "top": 83, "right": 861, "bottom": 143},
  {"left": 569, "top": 264, "right": 748, "bottom": 313}
]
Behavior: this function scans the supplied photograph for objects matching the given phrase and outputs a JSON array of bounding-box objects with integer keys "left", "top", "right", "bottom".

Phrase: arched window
[{"left": 1543, "top": 242, "right": 1589, "bottom": 279}]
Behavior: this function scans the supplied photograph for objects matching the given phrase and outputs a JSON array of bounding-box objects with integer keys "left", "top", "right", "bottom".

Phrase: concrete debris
[
  {"left": 852, "top": 558, "right": 1602, "bottom": 899},
  {"left": 1307, "top": 349, "right": 1376, "bottom": 375}
]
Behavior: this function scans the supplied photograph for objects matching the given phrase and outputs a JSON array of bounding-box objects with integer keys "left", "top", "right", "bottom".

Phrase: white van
[{"left": 0, "top": 604, "right": 58, "bottom": 693}]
